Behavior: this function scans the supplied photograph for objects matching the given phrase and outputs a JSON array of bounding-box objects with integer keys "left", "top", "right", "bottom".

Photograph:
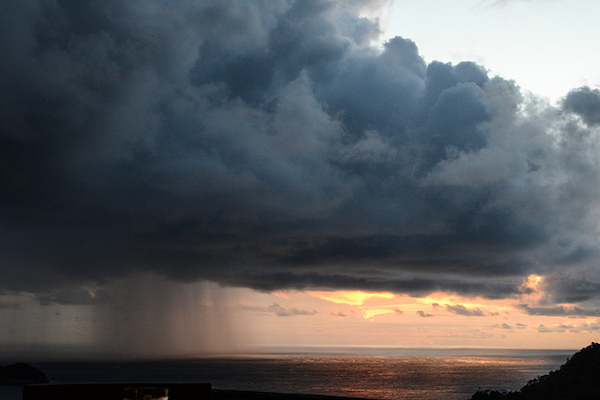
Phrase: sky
[
  {"left": 1, "top": 0, "right": 600, "bottom": 360},
  {"left": 381, "top": 0, "right": 600, "bottom": 102}
]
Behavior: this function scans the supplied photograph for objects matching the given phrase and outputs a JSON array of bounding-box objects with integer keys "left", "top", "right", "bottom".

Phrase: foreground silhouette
[
  {"left": 471, "top": 343, "right": 600, "bottom": 399},
  {"left": 0, "top": 363, "right": 48, "bottom": 385}
]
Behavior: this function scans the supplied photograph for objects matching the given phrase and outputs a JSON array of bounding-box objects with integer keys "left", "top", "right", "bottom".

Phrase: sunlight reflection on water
[{"left": 8, "top": 349, "right": 572, "bottom": 400}]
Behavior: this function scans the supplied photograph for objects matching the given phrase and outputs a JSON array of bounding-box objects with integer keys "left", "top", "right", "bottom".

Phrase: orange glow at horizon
[
  {"left": 229, "top": 277, "right": 600, "bottom": 350},
  {"left": 416, "top": 292, "right": 512, "bottom": 314},
  {"left": 362, "top": 307, "right": 404, "bottom": 319},
  {"left": 307, "top": 290, "right": 396, "bottom": 306}
]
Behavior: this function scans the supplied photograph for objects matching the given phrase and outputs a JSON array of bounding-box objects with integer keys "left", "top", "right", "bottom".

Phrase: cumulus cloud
[
  {"left": 563, "top": 87, "right": 600, "bottom": 126},
  {"left": 1, "top": 0, "right": 600, "bottom": 313}
]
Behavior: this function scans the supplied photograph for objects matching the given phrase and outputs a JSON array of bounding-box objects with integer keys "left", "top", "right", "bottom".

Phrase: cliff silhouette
[{"left": 471, "top": 343, "right": 600, "bottom": 400}]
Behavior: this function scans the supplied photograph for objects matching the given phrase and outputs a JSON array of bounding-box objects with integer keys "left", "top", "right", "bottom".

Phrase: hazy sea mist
[{"left": 1, "top": 347, "right": 573, "bottom": 400}]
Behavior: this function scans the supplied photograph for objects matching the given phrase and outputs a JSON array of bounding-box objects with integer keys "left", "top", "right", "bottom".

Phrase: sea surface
[{"left": 0, "top": 347, "right": 573, "bottom": 400}]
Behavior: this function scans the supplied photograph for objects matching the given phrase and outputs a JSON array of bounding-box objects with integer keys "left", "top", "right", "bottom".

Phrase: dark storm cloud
[
  {"left": 563, "top": 87, "right": 600, "bottom": 126},
  {"left": 35, "top": 287, "right": 112, "bottom": 306},
  {"left": 540, "top": 275, "right": 600, "bottom": 304},
  {"left": 0, "top": 302, "right": 20, "bottom": 310},
  {"left": 2, "top": 0, "right": 600, "bottom": 307}
]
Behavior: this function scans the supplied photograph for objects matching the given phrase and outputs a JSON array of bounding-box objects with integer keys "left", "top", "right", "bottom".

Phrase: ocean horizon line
[
  {"left": 0, "top": 343, "right": 579, "bottom": 363},
  {"left": 185, "top": 344, "right": 578, "bottom": 360}
]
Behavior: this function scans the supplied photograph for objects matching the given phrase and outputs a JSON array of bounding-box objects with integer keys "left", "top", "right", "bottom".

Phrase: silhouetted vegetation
[{"left": 471, "top": 343, "right": 600, "bottom": 400}]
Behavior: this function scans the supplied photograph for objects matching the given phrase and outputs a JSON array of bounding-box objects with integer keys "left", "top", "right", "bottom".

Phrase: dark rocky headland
[
  {"left": 471, "top": 342, "right": 600, "bottom": 400},
  {"left": 0, "top": 363, "right": 49, "bottom": 385}
]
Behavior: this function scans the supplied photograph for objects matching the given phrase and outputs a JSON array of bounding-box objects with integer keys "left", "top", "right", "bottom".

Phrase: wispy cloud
[
  {"left": 241, "top": 303, "right": 318, "bottom": 317},
  {"left": 269, "top": 303, "right": 319, "bottom": 317},
  {"left": 476, "top": 0, "right": 549, "bottom": 9},
  {"left": 445, "top": 304, "right": 498, "bottom": 317},
  {"left": 538, "top": 321, "right": 600, "bottom": 333}
]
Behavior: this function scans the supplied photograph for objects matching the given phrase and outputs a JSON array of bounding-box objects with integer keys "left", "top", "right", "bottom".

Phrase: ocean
[{"left": 0, "top": 347, "right": 573, "bottom": 400}]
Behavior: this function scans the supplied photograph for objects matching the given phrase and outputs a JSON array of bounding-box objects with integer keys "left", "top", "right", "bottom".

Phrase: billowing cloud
[
  {"left": 562, "top": 87, "right": 600, "bottom": 126},
  {"left": 1, "top": 0, "right": 600, "bottom": 313}
]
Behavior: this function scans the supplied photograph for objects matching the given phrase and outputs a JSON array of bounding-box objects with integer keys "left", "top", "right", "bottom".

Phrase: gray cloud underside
[
  {"left": 518, "top": 304, "right": 600, "bottom": 317},
  {"left": 240, "top": 302, "right": 317, "bottom": 317},
  {"left": 417, "top": 311, "right": 433, "bottom": 318},
  {"left": 444, "top": 304, "right": 488, "bottom": 317},
  {"left": 2, "top": 0, "right": 600, "bottom": 305}
]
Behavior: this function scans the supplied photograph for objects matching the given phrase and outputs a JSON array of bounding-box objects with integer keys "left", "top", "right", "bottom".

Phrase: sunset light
[
  {"left": 3, "top": 3, "right": 600, "bottom": 394},
  {"left": 307, "top": 291, "right": 397, "bottom": 306},
  {"left": 4, "top": 1, "right": 600, "bottom": 399}
]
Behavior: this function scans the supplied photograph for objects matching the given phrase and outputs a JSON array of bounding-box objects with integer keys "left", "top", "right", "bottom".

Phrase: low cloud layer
[
  {"left": 2, "top": 0, "right": 600, "bottom": 309},
  {"left": 445, "top": 304, "right": 489, "bottom": 317}
]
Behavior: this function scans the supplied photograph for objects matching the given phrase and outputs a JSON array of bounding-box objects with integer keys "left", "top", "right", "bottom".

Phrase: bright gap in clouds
[
  {"left": 231, "top": 274, "right": 598, "bottom": 351},
  {"left": 307, "top": 290, "right": 396, "bottom": 306},
  {"left": 378, "top": 0, "right": 600, "bottom": 103}
]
